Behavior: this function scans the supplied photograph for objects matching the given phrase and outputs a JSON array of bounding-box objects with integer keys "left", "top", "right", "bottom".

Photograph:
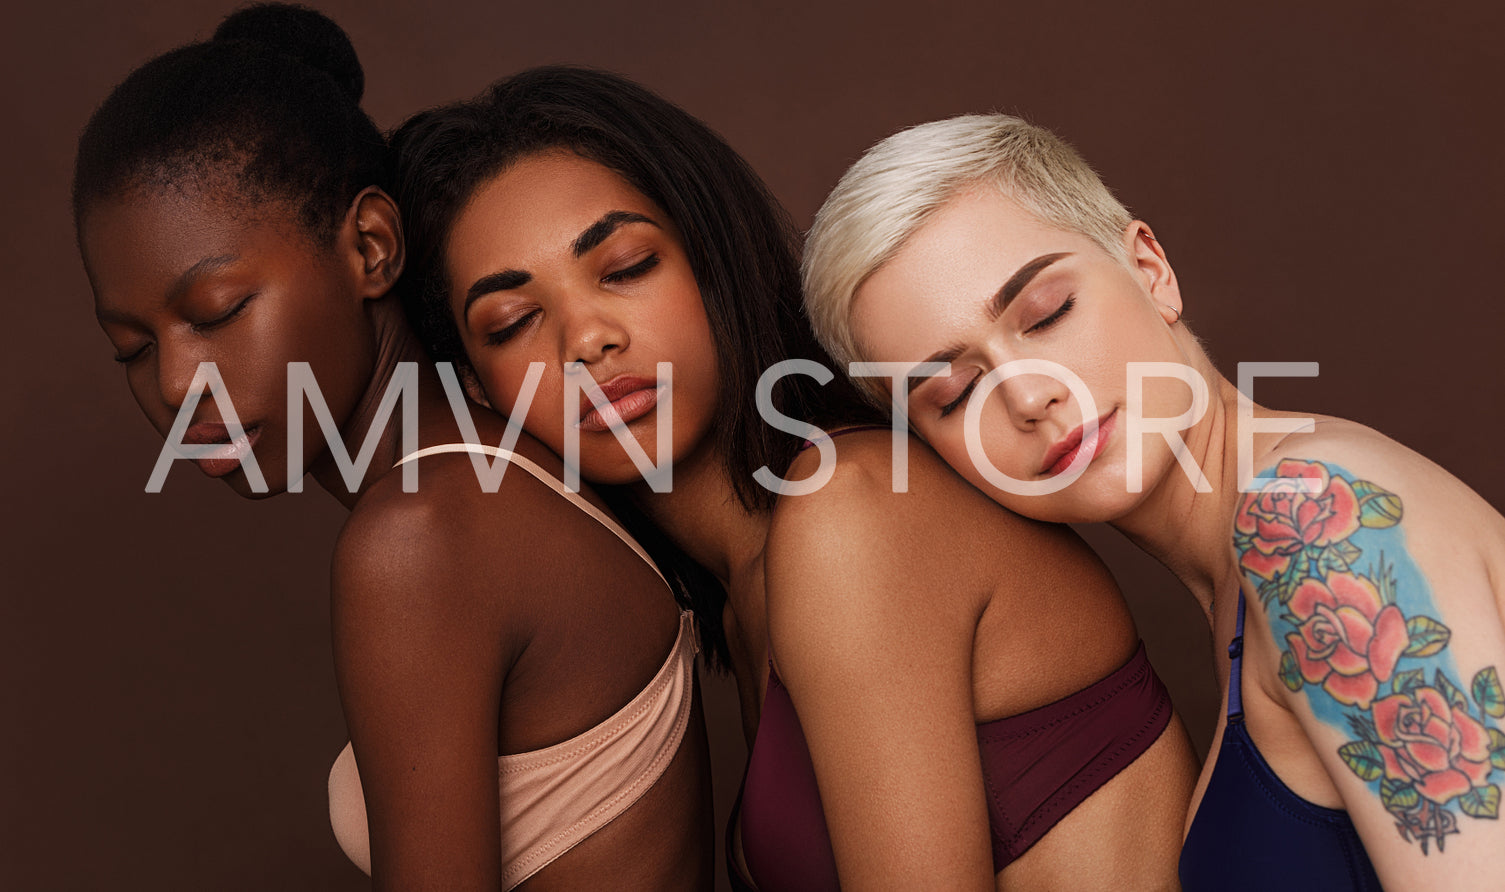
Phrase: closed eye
[
  {"left": 114, "top": 343, "right": 151, "bottom": 364},
  {"left": 485, "top": 310, "right": 539, "bottom": 347},
  {"left": 601, "top": 253, "right": 660, "bottom": 284},
  {"left": 1026, "top": 295, "right": 1075, "bottom": 333},
  {"left": 191, "top": 294, "right": 257, "bottom": 333},
  {"left": 938, "top": 374, "right": 979, "bottom": 418}
]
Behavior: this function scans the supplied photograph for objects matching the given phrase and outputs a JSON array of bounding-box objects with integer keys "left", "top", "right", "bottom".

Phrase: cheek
[{"left": 485, "top": 360, "right": 563, "bottom": 433}]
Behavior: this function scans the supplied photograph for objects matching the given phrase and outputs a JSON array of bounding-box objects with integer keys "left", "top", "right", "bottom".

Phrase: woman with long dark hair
[
  {"left": 74, "top": 7, "right": 712, "bottom": 888},
  {"left": 392, "top": 66, "right": 1199, "bottom": 890}
]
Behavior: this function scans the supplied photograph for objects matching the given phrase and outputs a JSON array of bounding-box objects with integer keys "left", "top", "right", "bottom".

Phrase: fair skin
[
  {"left": 82, "top": 183, "right": 712, "bottom": 891},
  {"left": 851, "top": 183, "right": 1505, "bottom": 889},
  {"left": 446, "top": 150, "right": 1199, "bottom": 890}
]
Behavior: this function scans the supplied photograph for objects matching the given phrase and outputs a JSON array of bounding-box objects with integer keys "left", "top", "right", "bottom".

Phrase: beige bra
[{"left": 327, "top": 443, "right": 698, "bottom": 889}]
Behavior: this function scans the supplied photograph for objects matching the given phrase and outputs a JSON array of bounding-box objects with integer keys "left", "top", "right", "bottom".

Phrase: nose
[
  {"left": 561, "top": 298, "right": 629, "bottom": 365},
  {"left": 996, "top": 368, "right": 1070, "bottom": 432},
  {"left": 155, "top": 337, "right": 204, "bottom": 413}
]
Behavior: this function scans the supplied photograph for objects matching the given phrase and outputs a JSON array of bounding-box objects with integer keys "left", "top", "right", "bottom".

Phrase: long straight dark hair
[{"left": 390, "top": 66, "right": 876, "bottom": 668}]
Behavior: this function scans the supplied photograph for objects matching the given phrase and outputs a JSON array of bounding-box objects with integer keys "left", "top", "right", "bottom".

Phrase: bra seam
[
  {"left": 498, "top": 612, "right": 694, "bottom": 774},
  {"left": 976, "top": 645, "right": 1151, "bottom": 742},
  {"left": 498, "top": 634, "right": 697, "bottom": 884},
  {"left": 998, "top": 674, "right": 1171, "bottom": 850},
  {"left": 1226, "top": 726, "right": 1355, "bottom": 828}
]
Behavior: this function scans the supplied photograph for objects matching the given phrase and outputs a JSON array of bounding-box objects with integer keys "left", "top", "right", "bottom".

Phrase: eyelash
[
  {"left": 939, "top": 376, "right": 978, "bottom": 418},
  {"left": 485, "top": 311, "right": 538, "bottom": 347},
  {"left": 193, "top": 294, "right": 257, "bottom": 334},
  {"left": 601, "top": 253, "right": 660, "bottom": 284},
  {"left": 1027, "top": 294, "right": 1075, "bottom": 333},
  {"left": 113, "top": 294, "right": 257, "bottom": 364},
  {"left": 936, "top": 295, "right": 1076, "bottom": 415},
  {"left": 482, "top": 254, "right": 661, "bottom": 348},
  {"left": 114, "top": 345, "right": 147, "bottom": 365}
]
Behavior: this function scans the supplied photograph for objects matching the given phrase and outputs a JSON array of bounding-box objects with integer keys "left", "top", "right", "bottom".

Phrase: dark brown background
[{"left": 4, "top": 1, "right": 1502, "bottom": 888}]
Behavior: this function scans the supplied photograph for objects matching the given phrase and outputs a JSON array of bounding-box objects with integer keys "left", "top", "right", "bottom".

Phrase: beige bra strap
[{"left": 394, "top": 443, "right": 667, "bottom": 588}]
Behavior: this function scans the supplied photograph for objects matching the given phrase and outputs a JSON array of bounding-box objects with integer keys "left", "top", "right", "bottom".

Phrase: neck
[
  {"left": 309, "top": 297, "right": 435, "bottom": 510},
  {"left": 633, "top": 441, "right": 769, "bottom": 589},
  {"left": 1109, "top": 371, "right": 1248, "bottom": 626}
]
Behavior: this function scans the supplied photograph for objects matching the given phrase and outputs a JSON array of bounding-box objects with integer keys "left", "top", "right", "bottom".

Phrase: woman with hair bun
[{"left": 74, "top": 6, "right": 712, "bottom": 888}]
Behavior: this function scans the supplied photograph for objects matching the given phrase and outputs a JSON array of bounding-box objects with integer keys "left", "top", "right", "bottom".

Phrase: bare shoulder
[
  {"left": 331, "top": 451, "right": 583, "bottom": 655},
  {"left": 1248, "top": 415, "right": 1505, "bottom": 568},
  {"left": 766, "top": 429, "right": 1105, "bottom": 652},
  {"left": 1236, "top": 427, "right": 1505, "bottom": 878}
]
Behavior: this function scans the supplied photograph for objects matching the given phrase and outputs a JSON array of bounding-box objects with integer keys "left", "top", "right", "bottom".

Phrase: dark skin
[
  {"left": 80, "top": 182, "right": 714, "bottom": 890},
  {"left": 444, "top": 152, "right": 1201, "bottom": 889}
]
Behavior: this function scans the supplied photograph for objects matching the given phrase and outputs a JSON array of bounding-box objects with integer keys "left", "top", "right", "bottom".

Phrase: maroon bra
[{"left": 736, "top": 642, "right": 1172, "bottom": 890}]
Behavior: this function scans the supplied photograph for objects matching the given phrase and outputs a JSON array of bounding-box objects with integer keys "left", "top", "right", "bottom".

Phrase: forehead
[
  {"left": 849, "top": 186, "right": 1097, "bottom": 362},
  {"left": 81, "top": 188, "right": 307, "bottom": 309},
  {"left": 447, "top": 152, "right": 657, "bottom": 267}
]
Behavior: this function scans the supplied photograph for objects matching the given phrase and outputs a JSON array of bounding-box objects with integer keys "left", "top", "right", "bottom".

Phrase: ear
[
  {"left": 1121, "top": 220, "right": 1182, "bottom": 324},
  {"left": 340, "top": 186, "right": 405, "bottom": 300},
  {"left": 458, "top": 365, "right": 493, "bottom": 409}
]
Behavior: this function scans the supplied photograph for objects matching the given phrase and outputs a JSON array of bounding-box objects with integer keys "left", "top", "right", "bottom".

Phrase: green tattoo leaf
[
  {"left": 1404, "top": 616, "right": 1451, "bottom": 658},
  {"left": 1338, "top": 740, "right": 1386, "bottom": 782},
  {"left": 1353, "top": 480, "right": 1404, "bottom": 528},
  {"left": 1392, "top": 668, "right": 1426, "bottom": 697},
  {"left": 1334, "top": 538, "right": 1363, "bottom": 566},
  {"left": 1381, "top": 778, "right": 1420, "bottom": 812},
  {"left": 1459, "top": 784, "right": 1501, "bottom": 819},
  {"left": 1347, "top": 713, "right": 1380, "bottom": 744},
  {"left": 1491, "top": 729, "right": 1505, "bottom": 770},
  {"left": 1435, "top": 670, "right": 1469, "bottom": 710},
  {"left": 1317, "top": 548, "right": 1352, "bottom": 577},
  {"left": 1472, "top": 667, "right": 1505, "bottom": 719},
  {"left": 1279, "top": 650, "right": 1304, "bottom": 691}
]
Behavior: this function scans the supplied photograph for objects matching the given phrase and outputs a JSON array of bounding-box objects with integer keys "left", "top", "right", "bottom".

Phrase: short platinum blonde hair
[{"left": 802, "top": 114, "right": 1133, "bottom": 402}]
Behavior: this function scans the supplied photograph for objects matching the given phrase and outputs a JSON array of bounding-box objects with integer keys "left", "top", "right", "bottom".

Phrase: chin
[{"left": 218, "top": 459, "right": 291, "bottom": 501}]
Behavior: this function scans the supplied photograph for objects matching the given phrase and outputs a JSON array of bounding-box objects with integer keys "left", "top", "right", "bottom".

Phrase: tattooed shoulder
[{"left": 1234, "top": 457, "right": 1505, "bottom": 854}]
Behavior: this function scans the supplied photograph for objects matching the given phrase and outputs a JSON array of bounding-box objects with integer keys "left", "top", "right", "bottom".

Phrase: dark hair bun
[{"left": 213, "top": 3, "right": 364, "bottom": 103}]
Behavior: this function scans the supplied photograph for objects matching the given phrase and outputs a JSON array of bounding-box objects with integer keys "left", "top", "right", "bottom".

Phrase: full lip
[
  {"left": 179, "top": 421, "right": 262, "bottom": 478},
  {"left": 1039, "top": 408, "right": 1117, "bottom": 477},
  {"left": 577, "top": 374, "right": 664, "bottom": 433}
]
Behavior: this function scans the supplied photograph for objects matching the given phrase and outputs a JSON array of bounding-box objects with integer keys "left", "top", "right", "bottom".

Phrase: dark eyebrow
[
  {"left": 462, "top": 211, "right": 660, "bottom": 321},
  {"left": 906, "top": 251, "right": 1073, "bottom": 394},
  {"left": 986, "top": 252, "right": 1071, "bottom": 321},
  {"left": 95, "top": 253, "right": 239, "bottom": 325},
  {"left": 463, "top": 269, "right": 533, "bottom": 321},
  {"left": 571, "top": 210, "right": 658, "bottom": 258}
]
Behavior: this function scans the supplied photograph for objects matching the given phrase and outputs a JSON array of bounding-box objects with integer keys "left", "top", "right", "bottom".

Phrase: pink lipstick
[
  {"left": 180, "top": 422, "right": 261, "bottom": 478},
  {"left": 577, "top": 375, "right": 662, "bottom": 432},
  {"left": 1040, "top": 409, "right": 1116, "bottom": 477}
]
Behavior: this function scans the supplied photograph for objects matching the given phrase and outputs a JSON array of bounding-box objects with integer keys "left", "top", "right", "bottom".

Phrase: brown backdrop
[{"left": 4, "top": 1, "right": 1502, "bottom": 888}]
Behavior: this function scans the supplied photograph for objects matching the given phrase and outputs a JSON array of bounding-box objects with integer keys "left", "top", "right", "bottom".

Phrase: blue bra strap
[{"left": 1227, "top": 589, "right": 1246, "bottom": 720}]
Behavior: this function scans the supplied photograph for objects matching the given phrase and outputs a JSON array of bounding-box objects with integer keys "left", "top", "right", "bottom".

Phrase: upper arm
[
  {"left": 331, "top": 483, "right": 523, "bottom": 890},
  {"left": 1235, "top": 452, "right": 1505, "bottom": 887},
  {"left": 766, "top": 438, "right": 994, "bottom": 891}
]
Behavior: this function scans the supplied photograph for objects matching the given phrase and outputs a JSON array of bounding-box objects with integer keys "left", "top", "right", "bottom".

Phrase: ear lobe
[
  {"left": 347, "top": 186, "right": 405, "bottom": 300},
  {"left": 459, "top": 366, "right": 493, "bottom": 409},
  {"left": 1124, "top": 220, "right": 1183, "bottom": 323}
]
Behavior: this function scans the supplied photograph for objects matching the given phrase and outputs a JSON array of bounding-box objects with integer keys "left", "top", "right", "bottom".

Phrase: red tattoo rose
[
  {"left": 1374, "top": 686, "right": 1493, "bottom": 804},
  {"left": 1236, "top": 459, "right": 1362, "bottom": 580},
  {"left": 1285, "top": 572, "right": 1408, "bottom": 709}
]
